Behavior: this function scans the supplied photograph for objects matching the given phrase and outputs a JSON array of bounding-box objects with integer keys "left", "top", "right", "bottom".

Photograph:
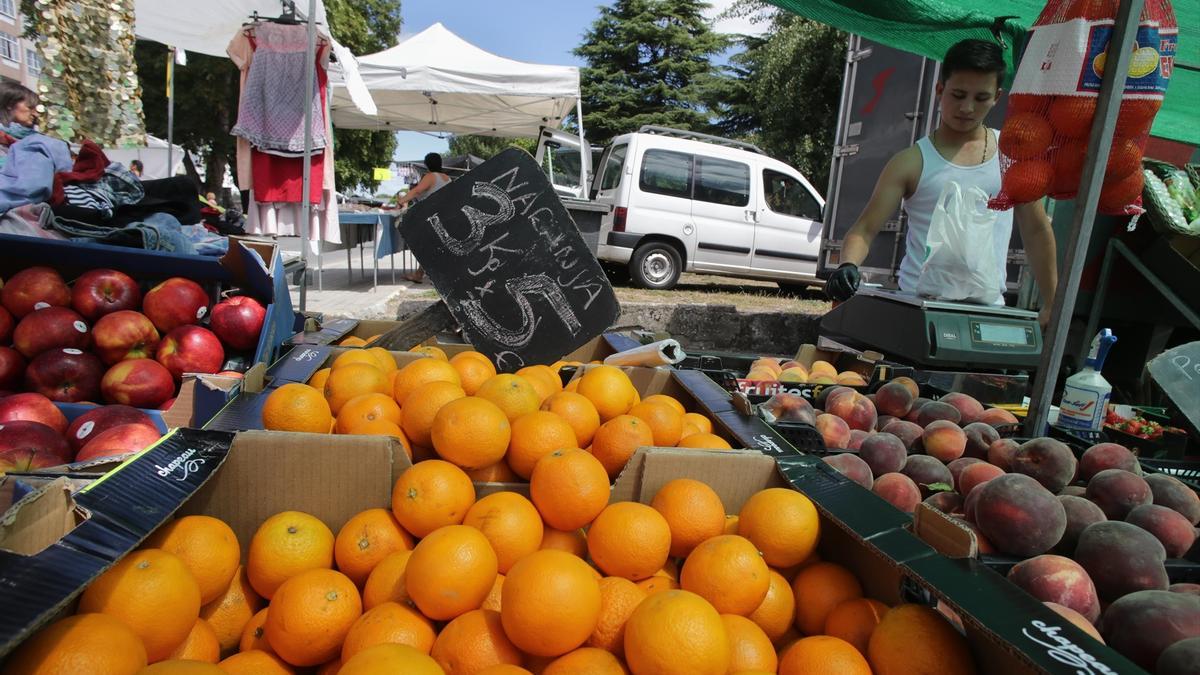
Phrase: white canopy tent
[{"left": 103, "top": 135, "right": 186, "bottom": 180}]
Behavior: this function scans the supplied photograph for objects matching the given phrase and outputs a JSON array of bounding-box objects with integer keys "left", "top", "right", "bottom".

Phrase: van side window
[
  {"left": 600, "top": 143, "right": 629, "bottom": 191},
  {"left": 694, "top": 156, "right": 750, "bottom": 207},
  {"left": 638, "top": 149, "right": 692, "bottom": 199},
  {"left": 763, "top": 169, "right": 822, "bottom": 221}
]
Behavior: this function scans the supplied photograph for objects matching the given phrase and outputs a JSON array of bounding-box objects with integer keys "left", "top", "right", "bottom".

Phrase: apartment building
[{"left": 0, "top": 0, "right": 40, "bottom": 89}]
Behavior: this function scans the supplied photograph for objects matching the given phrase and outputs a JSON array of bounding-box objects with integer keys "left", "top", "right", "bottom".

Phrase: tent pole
[
  {"left": 166, "top": 48, "right": 175, "bottom": 177},
  {"left": 299, "top": 0, "right": 317, "bottom": 314},
  {"left": 576, "top": 98, "right": 587, "bottom": 198},
  {"left": 1023, "top": 0, "right": 1143, "bottom": 435}
]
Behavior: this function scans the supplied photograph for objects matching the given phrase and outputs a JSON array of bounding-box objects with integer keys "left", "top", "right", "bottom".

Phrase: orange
[
  {"left": 576, "top": 366, "right": 638, "bottom": 422},
  {"left": 791, "top": 562, "right": 863, "bottom": 635},
  {"left": 541, "top": 527, "right": 588, "bottom": 557},
  {"left": 136, "top": 662, "right": 224, "bottom": 674},
  {"left": 530, "top": 448, "right": 610, "bottom": 530},
  {"left": 722, "top": 614, "right": 778, "bottom": 673},
  {"left": 681, "top": 412, "right": 712, "bottom": 434},
  {"left": 264, "top": 569, "right": 362, "bottom": 667},
  {"left": 476, "top": 374, "right": 542, "bottom": 422},
  {"left": 168, "top": 618, "right": 221, "bottom": 663},
  {"left": 219, "top": 650, "right": 294, "bottom": 674},
  {"left": 541, "top": 391, "right": 602, "bottom": 448},
  {"left": 410, "top": 344, "right": 448, "bottom": 360},
  {"left": 623, "top": 590, "right": 730, "bottom": 675},
  {"left": 345, "top": 419, "right": 411, "bottom": 456},
  {"left": 998, "top": 111, "right": 1052, "bottom": 160},
  {"left": 518, "top": 364, "right": 563, "bottom": 403},
  {"left": 246, "top": 511, "right": 334, "bottom": 599},
  {"left": 738, "top": 488, "right": 819, "bottom": 568},
  {"left": 679, "top": 421, "right": 702, "bottom": 439},
  {"left": 201, "top": 565, "right": 262, "bottom": 655},
  {"left": 506, "top": 410, "right": 578, "bottom": 479},
  {"left": 482, "top": 573, "right": 505, "bottom": 611},
  {"left": 642, "top": 394, "right": 685, "bottom": 416},
  {"left": 627, "top": 401, "right": 684, "bottom": 447},
  {"left": 332, "top": 350, "right": 381, "bottom": 370},
  {"left": 390, "top": 459, "right": 476, "bottom": 537},
  {"left": 724, "top": 515, "right": 739, "bottom": 535},
  {"left": 339, "top": 644, "right": 444, "bottom": 675},
  {"left": 476, "top": 666, "right": 534, "bottom": 675},
  {"left": 1047, "top": 95, "right": 1096, "bottom": 139},
  {"left": 587, "top": 502, "right": 671, "bottom": 581},
  {"left": 341, "top": 601, "right": 436, "bottom": 661},
  {"left": 145, "top": 515, "right": 240, "bottom": 605},
  {"left": 361, "top": 550, "right": 413, "bottom": 610},
  {"left": 543, "top": 647, "right": 628, "bottom": 674},
  {"left": 431, "top": 396, "right": 512, "bottom": 470},
  {"left": 5, "top": 613, "right": 147, "bottom": 675},
  {"left": 464, "top": 492, "right": 544, "bottom": 573},
  {"left": 680, "top": 535, "right": 770, "bottom": 616},
  {"left": 334, "top": 508, "right": 414, "bottom": 587},
  {"left": 366, "top": 346, "right": 398, "bottom": 373},
  {"left": 325, "top": 362, "right": 390, "bottom": 415},
  {"left": 340, "top": 336, "right": 368, "bottom": 347},
  {"left": 825, "top": 598, "right": 889, "bottom": 657},
  {"left": 307, "top": 367, "right": 331, "bottom": 391},
  {"left": 335, "top": 393, "right": 402, "bottom": 434},
  {"left": 501, "top": 550, "right": 603, "bottom": 658},
  {"left": 677, "top": 433, "right": 732, "bottom": 450},
  {"left": 431, "top": 609, "right": 524, "bottom": 673},
  {"left": 748, "top": 570, "right": 795, "bottom": 644},
  {"left": 393, "top": 357, "right": 462, "bottom": 406},
  {"left": 262, "top": 383, "right": 332, "bottom": 433},
  {"left": 590, "top": 415, "right": 654, "bottom": 479},
  {"left": 316, "top": 658, "right": 342, "bottom": 675},
  {"left": 588, "top": 576, "right": 647, "bottom": 656},
  {"left": 77, "top": 548, "right": 201, "bottom": 663},
  {"left": 405, "top": 524, "right": 499, "bottom": 620},
  {"left": 779, "top": 635, "right": 871, "bottom": 675},
  {"left": 650, "top": 478, "right": 726, "bottom": 558},
  {"left": 636, "top": 576, "right": 679, "bottom": 596},
  {"left": 467, "top": 460, "right": 520, "bottom": 483},
  {"left": 867, "top": 604, "right": 976, "bottom": 675},
  {"left": 239, "top": 608, "right": 271, "bottom": 654},
  {"left": 1001, "top": 159, "right": 1052, "bottom": 204},
  {"left": 450, "top": 350, "right": 498, "bottom": 395},
  {"left": 401, "top": 380, "right": 466, "bottom": 447}
]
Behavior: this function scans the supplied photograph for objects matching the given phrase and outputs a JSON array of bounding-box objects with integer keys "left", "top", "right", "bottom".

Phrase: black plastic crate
[
  {"left": 770, "top": 420, "right": 826, "bottom": 455},
  {"left": 1140, "top": 458, "right": 1200, "bottom": 493}
]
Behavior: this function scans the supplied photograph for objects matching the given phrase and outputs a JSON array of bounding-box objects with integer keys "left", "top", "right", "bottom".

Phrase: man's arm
[
  {"left": 1014, "top": 200, "right": 1058, "bottom": 327},
  {"left": 395, "top": 174, "right": 435, "bottom": 207}
]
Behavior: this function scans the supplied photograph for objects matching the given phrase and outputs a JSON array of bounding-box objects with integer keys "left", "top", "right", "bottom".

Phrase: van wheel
[{"left": 630, "top": 242, "right": 681, "bottom": 290}]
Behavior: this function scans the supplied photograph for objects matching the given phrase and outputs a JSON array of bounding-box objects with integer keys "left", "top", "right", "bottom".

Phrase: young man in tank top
[{"left": 827, "top": 39, "right": 1058, "bottom": 327}]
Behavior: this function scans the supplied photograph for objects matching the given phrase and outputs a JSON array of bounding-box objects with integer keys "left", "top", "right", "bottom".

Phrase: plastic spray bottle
[{"left": 1058, "top": 329, "right": 1117, "bottom": 432}]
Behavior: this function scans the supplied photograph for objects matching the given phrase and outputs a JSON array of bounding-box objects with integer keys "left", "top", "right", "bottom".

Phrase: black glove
[{"left": 826, "top": 263, "right": 861, "bottom": 301}]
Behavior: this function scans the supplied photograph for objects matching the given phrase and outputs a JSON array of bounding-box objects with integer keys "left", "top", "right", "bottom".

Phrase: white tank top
[
  {"left": 414, "top": 173, "right": 451, "bottom": 202},
  {"left": 897, "top": 130, "right": 1013, "bottom": 305}
]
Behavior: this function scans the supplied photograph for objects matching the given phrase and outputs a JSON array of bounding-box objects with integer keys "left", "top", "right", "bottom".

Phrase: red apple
[
  {"left": 0, "top": 305, "right": 13, "bottom": 343},
  {"left": 24, "top": 348, "right": 105, "bottom": 403},
  {"left": 210, "top": 295, "right": 267, "bottom": 351},
  {"left": 12, "top": 307, "right": 91, "bottom": 358},
  {"left": 65, "top": 404, "right": 158, "bottom": 452},
  {"left": 71, "top": 268, "right": 143, "bottom": 321},
  {"left": 100, "top": 359, "right": 175, "bottom": 409},
  {"left": 0, "top": 346, "right": 25, "bottom": 390},
  {"left": 159, "top": 397, "right": 176, "bottom": 410},
  {"left": 0, "top": 420, "right": 72, "bottom": 474},
  {"left": 157, "top": 326, "right": 224, "bottom": 380},
  {"left": 75, "top": 423, "right": 162, "bottom": 463},
  {"left": 142, "top": 277, "right": 210, "bottom": 333},
  {"left": 0, "top": 392, "right": 68, "bottom": 433},
  {"left": 0, "top": 267, "right": 71, "bottom": 318},
  {"left": 93, "top": 310, "right": 160, "bottom": 365}
]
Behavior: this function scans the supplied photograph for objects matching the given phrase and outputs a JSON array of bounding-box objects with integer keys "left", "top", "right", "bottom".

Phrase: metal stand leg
[{"left": 373, "top": 225, "right": 379, "bottom": 291}]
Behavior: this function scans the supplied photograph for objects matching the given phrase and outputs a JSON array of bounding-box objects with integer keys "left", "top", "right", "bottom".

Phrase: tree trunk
[{"left": 204, "top": 151, "right": 227, "bottom": 196}]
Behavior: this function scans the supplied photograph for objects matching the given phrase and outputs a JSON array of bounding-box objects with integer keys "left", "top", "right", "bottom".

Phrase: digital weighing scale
[{"left": 819, "top": 287, "right": 1043, "bottom": 372}]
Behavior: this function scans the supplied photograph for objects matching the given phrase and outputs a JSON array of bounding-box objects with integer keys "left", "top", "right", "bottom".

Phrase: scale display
[{"left": 973, "top": 322, "right": 1035, "bottom": 346}]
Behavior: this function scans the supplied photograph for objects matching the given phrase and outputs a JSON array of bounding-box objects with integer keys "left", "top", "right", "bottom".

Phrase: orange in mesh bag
[{"left": 990, "top": 0, "right": 1177, "bottom": 214}]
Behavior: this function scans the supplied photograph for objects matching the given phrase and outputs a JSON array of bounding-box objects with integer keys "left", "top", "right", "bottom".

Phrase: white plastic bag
[{"left": 916, "top": 180, "right": 1002, "bottom": 304}]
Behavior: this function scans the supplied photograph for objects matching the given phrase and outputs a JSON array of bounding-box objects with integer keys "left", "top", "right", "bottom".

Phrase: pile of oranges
[
  {"left": 8, "top": 457, "right": 979, "bottom": 675},
  {"left": 260, "top": 345, "right": 732, "bottom": 482}
]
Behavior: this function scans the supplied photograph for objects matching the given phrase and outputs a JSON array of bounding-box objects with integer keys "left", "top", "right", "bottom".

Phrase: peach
[
  {"left": 825, "top": 389, "right": 877, "bottom": 432},
  {"left": 814, "top": 385, "right": 852, "bottom": 410},
  {"left": 917, "top": 401, "right": 961, "bottom": 427},
  {"left": 875, "top": 414, "right": 897, "bottom": 430},
  {"left": 1170, "top": 584, "right": 1200, "bottom": 596},
  {"left": 952, "top": 517, "right": 996, "bottom": 554},
  {"left": 1043, "top": 603, "right": 1104, "bottom": 643},
  {"left": 746, "top": 367, "right": 777, "bottom": 381},
  {"left": 889, "top": 376, "right": 920, "bottom": 399},
  {"left": 847, "top": 429, "right": 869, "bottom": 450},
  {"left": 874, "top": 382, "right": 915, "bottom": 418},
  {"left": 947, "top": 457, "right": 984, "bottom": 487},
  {"left": 872, "top": 472, "right": 921, "bottom": 513},
  {"left": 1100, "top": 591, "right": 1200, "bottom": 671},
  {"left": 859, "top": 433, "right": 908, "bottom": 476},
  {"left": 810, "top": 374, "right": 837, "bottom": 385},
  {"left": 1079, "top": 442, "right": 1139, "bottom": 481},
  {"left": 986, "top": 438, "right": 1020, "bottom": 471},
  {"left": 1060, "top": 486, "right": 1087, "bottom": 497},
  {"left": 923, "top": 491, "right": 964, "bottom": 515},
  {"left": 958, "top": 462, "right": 1005, "bottom": 497},
  {"left": 778, "top": 367, "right": 809, "bottom": 383},
  {"left": 1008, "top": 554, "right": 1101, "bottom": 623},
  {"left": 1145, "top": 474, "right": 1200, "bottom": 525},
  {"left": 976, "top": 407, "right": 1019, "bottom": 428},
  {"left": 963, "top": 486, "right": 983, "bottom": 522},
  {"left": 881, "top": 420, "right": 923, "bottom": 452},
  {"left": 901, "top": 455, "right": 953, "bottom": 497},
  {"left": 939, "top": 393, "right": 985, "bottom": 425},
  {"left": 974, "top": 473, "right": 1067, "bottom": 557},
  {"left": 1054, "top": 495, "right": 1107, "bottom": 556},
  {"left": 1086, "top": 469, "right": 1152, "bottom": 520},
  {"left": 815, "top": 413, "right": 851, "bottom": 449},
  {"left": 761, "top": 393, "right": 816, "bottom": 425},
  {"left": 823, "top": 453, "right": 873, "bottom": 490},
  {"left": 1126, "top": 504, "right": 1198, "bottom": 558},
  {"left": 751, "top": 358, "right": 783, "bottom": 376},
  {"left": 1011, "top": 438, "right": 1077, "bottom": 493},
  {"left": 1075, "top": 521, "right": 1168, "bottom": 602},
  {"left": 1157, "top": 637, "right": 1200, "bottom": 675},
  {"left": 903, "top": 397, "right": 932, "bottom": 423},
  {"left": 921, "top": 420, "right": 967, "bottom": 462},
  {"left": 810, "top": 360, "right": 838, "bottom": 379},
  {"left": 962, "top": 422, "right": 1000, "bottom": 460},
  {"left": 836, "top": 371, "right": 867, "bottom": 386}
]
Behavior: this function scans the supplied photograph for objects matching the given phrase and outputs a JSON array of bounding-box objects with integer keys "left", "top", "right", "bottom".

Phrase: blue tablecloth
[{"left": 338, "top": 211, "right": 404, "bottom": 259}]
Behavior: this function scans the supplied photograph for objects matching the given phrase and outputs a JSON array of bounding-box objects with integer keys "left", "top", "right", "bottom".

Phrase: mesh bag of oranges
[{"left": 990, "top": 0, "right": 1176, "bottom": 214}]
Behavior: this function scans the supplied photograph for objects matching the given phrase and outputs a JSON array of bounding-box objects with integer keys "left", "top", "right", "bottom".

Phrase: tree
[
  {"left": 447, "top": 135, "right": 536, "bottom": 159},
  {"left": 574, "top": 0, "right": 731, "bottom": 144}
]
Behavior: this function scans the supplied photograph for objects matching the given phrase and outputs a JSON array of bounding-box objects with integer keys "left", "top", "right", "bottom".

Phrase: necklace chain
[{"left": 935, "top": 127, "right": 989, "bottom": 165}]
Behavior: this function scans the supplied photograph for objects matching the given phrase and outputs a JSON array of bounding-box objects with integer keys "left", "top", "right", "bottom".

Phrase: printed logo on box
[
  {"left": 1078, "top": 25, "right": 1176, "bottom": 95},
  {"left": 1022, "top": 620, "right": 1117, "bottom": 674}
]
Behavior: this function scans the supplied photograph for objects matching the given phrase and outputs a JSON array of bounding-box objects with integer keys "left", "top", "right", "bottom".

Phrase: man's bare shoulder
[{"left": 881, "top": 145, "right": 923, "bottom": 196}]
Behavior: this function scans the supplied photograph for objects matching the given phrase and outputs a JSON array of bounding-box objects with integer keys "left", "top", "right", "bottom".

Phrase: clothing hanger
[{"left": 244, "top": 1, "right": 316, "bottom": 27}]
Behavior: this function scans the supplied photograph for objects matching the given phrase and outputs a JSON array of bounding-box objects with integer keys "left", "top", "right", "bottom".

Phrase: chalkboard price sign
[
  {"left": 1147, "top": 341, "right": 1200, "bottom": 435},
  {"left": 400, "top": 148, "right": 621, "bottom": 371}
]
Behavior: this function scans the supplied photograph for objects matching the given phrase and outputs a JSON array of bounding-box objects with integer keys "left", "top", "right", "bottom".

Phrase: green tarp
[{"left": 767, "top": 0, "right": 1199, "bottom": 147}]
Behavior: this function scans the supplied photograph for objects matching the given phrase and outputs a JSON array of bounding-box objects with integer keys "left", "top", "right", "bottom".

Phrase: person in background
[
  {"left": 393, "top": 152, "right": 452, "bottom": 283},
  {"left": 0, "top": 81, "right": 41, "bottom": 169},
  {"left": 200, "top": 191, "right": 226, "bottom": 214},
  {"left": 129, "top": 159, "right": 143, "bottom": 178}
]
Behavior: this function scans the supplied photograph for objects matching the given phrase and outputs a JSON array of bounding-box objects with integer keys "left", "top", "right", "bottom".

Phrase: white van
[{"left": 537, "top": 125, "right": 826, "bottom": 291}]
